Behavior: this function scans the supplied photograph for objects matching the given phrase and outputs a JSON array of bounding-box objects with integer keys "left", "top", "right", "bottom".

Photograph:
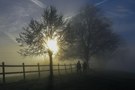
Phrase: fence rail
[{"left": 0, "top": 62, "right": 76, "bottom": 83}]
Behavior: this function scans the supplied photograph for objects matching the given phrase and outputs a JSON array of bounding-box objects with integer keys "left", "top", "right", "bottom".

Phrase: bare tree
[{"left": 65, "top": 5, "right": 120, "bottom": 66}]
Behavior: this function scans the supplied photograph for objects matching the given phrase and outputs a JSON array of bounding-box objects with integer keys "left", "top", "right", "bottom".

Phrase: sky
[{"left": 0, "top": 0, "right": 135, "bottom": 71}]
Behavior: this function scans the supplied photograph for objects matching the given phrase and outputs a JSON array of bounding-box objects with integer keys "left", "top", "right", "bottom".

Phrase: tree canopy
[
  {"left": 64, "top": 5, "right": 120, "bottom": 62},
  {"left": 16, "top": 6, "right": 65, "bottom": 57}
]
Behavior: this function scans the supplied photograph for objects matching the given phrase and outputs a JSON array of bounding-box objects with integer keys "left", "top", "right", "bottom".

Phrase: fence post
[
  {"left": 37, "top": 63, "right": 40, "bottom": 78},
  {"left": 70, "top": 64, "right": 72, "bottom": 73},
  {"left": 58, "top": 63, "right": 60, "bottom": 76},
  {"left": 2, "top": 62, "right": 5, "bottom": 83},
  {"left": 64, "top": 64, "right": 67, "bottom": 74},
  {"left": 22, "top": 63, "right": 26, "bottom": 80}
]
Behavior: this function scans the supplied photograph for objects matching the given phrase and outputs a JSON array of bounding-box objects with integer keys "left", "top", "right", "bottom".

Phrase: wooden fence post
[
  {"left": 22, "top": 63, "right": 26, "bottom": 80},
  {"left": 64, "top": 64, "right": 67, "bottom": 74},
  {"left": 37, "top": 63, "right": 40, "bottom": 78},
  {"left": 58, "top": 63, "right": 60, "bottom": 76},
  {"left": 70, "top": 64, "right": 72, "bottom": 73},
  {"left": 2, "top": 62, "right": 5, "bottom": 83}
]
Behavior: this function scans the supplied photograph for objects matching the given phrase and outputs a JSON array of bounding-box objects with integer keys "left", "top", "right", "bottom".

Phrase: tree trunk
[
  {"left": 84, "top": 55, "right": 90, "bottom": 70},
  {"left": 86, "top": 58, "right": 89, "bottom": 69},
  {"left": 85, "top": 54, "right": 89, "bottom": 64},
  {"left": 48, "top": 50, "right": 53, "bottom": 90}
]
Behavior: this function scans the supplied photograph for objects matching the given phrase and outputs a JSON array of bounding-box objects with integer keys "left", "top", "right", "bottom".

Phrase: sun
[{"left": 47, "top": 39, "right": 59, "bottom": 54}]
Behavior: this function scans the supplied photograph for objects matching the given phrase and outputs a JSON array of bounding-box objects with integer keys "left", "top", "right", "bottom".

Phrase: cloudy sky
[{"left": 0, "top": 0, "right": 135, "bottom": 69}]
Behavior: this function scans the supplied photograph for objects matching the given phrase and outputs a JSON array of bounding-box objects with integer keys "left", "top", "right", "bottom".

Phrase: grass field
[
  {"left": 0, "top": 68, "right": 74, "bottom": 83},
  {"left": 1, "top": 70, "right": 135, "bottom": 90}
]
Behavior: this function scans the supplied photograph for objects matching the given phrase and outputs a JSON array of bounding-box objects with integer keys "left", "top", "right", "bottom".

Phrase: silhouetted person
[
  {"left": 83, "top": 61, "right": 88, "bottom": 72},
  {"left": 77, "top": 61, "right": 81, "bottom": 72}
]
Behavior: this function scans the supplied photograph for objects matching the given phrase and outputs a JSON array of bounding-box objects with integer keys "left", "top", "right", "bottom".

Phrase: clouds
[
  {"left": 0, "top": 0, "right": 44, "bottom": 45},
  {"left": 107, "top": 5, "right": 134, "bottom": 18},
  {"left": 95, "top": 0, "right": 109, "bottom": 6},
  {"left": 30, "top": 0, "right": 46, "bottom": 8},
  {"left": 106, "top": 4, "right": 135, "bottom": 47},
  {"left": 99, "top": 0, "right": 135, "bottom": 43}
]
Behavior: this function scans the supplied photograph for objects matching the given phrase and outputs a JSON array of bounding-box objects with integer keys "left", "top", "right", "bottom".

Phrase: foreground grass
[{"left": 1, "top": 70, "right": 135, "bottom": 90}]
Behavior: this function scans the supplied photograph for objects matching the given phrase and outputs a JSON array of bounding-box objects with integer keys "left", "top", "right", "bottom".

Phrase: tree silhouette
[
  {"left": 64, "top": 5, "right": 120, "bottom": 67},
  {"left": 16, "top": 6, "right": 65, "bottom": 89}
]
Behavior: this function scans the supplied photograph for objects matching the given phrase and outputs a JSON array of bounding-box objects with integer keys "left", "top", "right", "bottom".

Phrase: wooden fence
[{"left": 0, "top": 62, "right": 77, "bottom": 83}]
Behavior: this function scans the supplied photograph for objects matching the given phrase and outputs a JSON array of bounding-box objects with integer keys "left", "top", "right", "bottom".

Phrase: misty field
[
  {"left": 1, "top": 70, "right": 135, "bottom": 90},
  {"left": 0, "top": 70, "right": 74, "bottom": 83}
]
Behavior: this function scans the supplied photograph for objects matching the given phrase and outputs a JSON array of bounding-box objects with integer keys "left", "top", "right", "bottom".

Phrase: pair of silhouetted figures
[{"left": 76, "top": 61, "right": 88, "bottom": 73}]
